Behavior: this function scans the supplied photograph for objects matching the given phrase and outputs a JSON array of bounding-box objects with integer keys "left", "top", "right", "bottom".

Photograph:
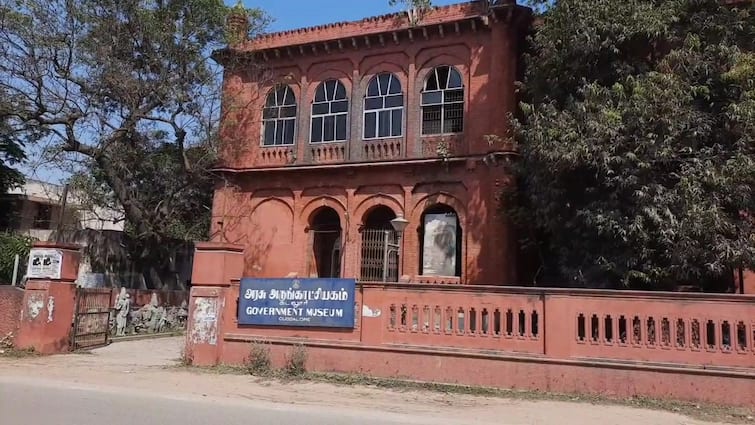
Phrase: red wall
[
  {"left": 212, "top": 2, "right": 526, "bottom": 284},
  {"left": 0, "top": 286, "right": 24, "bottom": 339}
]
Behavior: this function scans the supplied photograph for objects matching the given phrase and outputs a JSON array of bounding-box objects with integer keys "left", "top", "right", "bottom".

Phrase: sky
[{"left": 240, "top": 0, "right": 463, "bottom": 33}]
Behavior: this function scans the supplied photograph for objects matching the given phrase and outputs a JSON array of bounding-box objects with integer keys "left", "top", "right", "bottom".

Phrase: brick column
[
  {"left": 15, "top": 242, "right": 80, "bottom": 354},
  {"left": 186, "top": 242, "right": 244, "bottom": 366}
]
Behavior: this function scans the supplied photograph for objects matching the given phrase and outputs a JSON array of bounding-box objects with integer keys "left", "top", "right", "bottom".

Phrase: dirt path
[{"left": 0, "top": 337, "right": 743, "bottom": 425}]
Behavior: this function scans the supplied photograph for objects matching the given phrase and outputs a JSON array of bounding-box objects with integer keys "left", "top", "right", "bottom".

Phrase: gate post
[
  {"left": 15, "top": 242, "right": 81, "bottom": 354},
  {"left": 186, "top": 242, "right": 244, "bottom": 366}
]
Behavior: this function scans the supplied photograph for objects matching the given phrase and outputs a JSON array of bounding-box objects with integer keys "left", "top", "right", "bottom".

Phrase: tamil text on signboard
[{"left": 238, "top": 278, "right": 356, "bottom": 328}]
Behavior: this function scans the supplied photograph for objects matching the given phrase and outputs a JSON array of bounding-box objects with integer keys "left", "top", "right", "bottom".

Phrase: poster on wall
[
  {"left": 422, "top": 213, "right": 457, "bottom": 276},
  {"left": 26, "top": 248, "right": 63, "bottom": 280},
  {"left": 238, "top": 278, "right": 356, "bottom": 328}
]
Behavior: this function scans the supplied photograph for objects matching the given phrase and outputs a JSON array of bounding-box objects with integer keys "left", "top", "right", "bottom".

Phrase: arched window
[
  {"left": 311, "top": 80, "right": 348, "bottom": 143},
  {"left": 262, "top": 86, "right": 296, "bottom": 146},
  {"left": 364, "top": 73, "right": 403, "bottom": 139},
  {"left": 421, "top": 66, "right": 464, "bottom": 135}
]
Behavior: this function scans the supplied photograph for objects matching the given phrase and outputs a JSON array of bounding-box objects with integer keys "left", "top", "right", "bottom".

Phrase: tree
[
  {"left": 0, "top": 0, "right": 267, "bottom": 287},
  {"left": 512, "top": 0, "right": 755, "bottom": 290},
  {"left": 0, "top": 92, "right": 27, "bottom": 195}
]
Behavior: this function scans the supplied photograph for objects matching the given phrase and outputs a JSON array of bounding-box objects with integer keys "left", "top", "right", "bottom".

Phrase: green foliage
[
  {"left": 0, "top": 232, "right": 32, "bottom": 284},
  {"left": 512, "top": 0, "right": 755, "bottom": 289},
  {"left": 0, "top": 0, "right": 267, "bottom": 275}
]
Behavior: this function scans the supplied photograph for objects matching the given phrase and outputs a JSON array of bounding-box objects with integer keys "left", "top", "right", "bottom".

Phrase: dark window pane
[
  {"left": 323, "top": 115, "right": 336, "bottom": 141},
  {"left": 283, "top": 119, "right": 295, "bottom": 144},
  {"left": 378, "top": 110, "right": 391, "bottom": 138},
  {"left": 325, "top": 80, "right": 336, "bottom": 100},
  {"left": 275, "top": 119, "right": 284, "bottom": 144},
  {"left": 334, "top": 81, "right": 347, "bottom": 99},
  {"left": 436, "top": 67, "right": 449, "bottom": 89},
  {"left": 385, "top": 94, "right": 403, "bottom": 108},
  {"left": 262, "top": 107, "right": 278, "bottom": 120},
  {"left": 425, "top": 72, "right": 438, "bottom": 91},
  {"left": 315, "top": 84, "right": 326, "bottom": 102},
  {"left": 367, "top": 78, "right": 380, "bottom": 97},
  {"left": 263, "top": 121, "right": 276, "bottom": 145},
  {"left": 336, "top": 115, "right": 347, "bottom": 140},
  {"left": 444, "top": 102, "right": 464, "bottom": 133},
  {"left": 312, "top": 103, "right": 329, "bottom": 115},
  {"left": 265, "top": 92, "right": 276, "bottom": 107},
  {"left": 280, "top": 105, "right": 297, "bottom": 118},
  {"left": 422, "top": 105, "right": 442, "bottom": 135},
  {"left": 445, "top": 89, "right": 464, "bottom": 103},
  {"left": 281, "top": 87, "right": 295, "bottom": 105},
  {"left": 331, "top": 100, "right": 349, "bottom": 113},
  {"left": 448, "top": 68, "right": 462, "bottom": 88},
  {"left": 422, "top": 91, "right": 442, "bottom": 105},
  {"left": 311, "top": 117, "right": 323, "bottom": 142},
  {"left": 391, "top": 109, "right": 402, "bottom": 137},
  {"left": 388, "top": 75, "right": 401, "bottom": 94},
  {"left": 365, "top": 97, "right": 382, "bottom": 110},
  {"left": 377, "top": 74, "right": 390, "bottom": 95},
  {"left": 364, "top": 112, "right": 377, "bottom": 138}
]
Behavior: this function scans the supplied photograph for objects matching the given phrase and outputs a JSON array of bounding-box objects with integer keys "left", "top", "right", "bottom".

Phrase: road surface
[
  {"left": 0, "top": 376, "right": 436, "bottom": 425},
  {"left": 0, "top": 337, "right": 737, "bottom": 425}
]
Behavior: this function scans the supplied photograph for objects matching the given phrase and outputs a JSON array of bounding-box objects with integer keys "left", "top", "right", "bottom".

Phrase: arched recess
[
  {"left": 245, "top": 198, "right": 295, "bottom": 277},
  {"left": 354, "top": 194, "right": 404, "bottom": 226},
  {"left": 249, "top": 198, "right": 294, "bottom": 243},
  {"left": 358, "top": 203, "right": 400, "bottom": 282},
  {"left": 308, "top": 206, "right": 342, "bottom": 278},
  {"left": 300, "top": 197, "right": 347, "bottom": 279},
  {"left": 417, "top": 203, "right": 463, "bottom": 278},
  {"left": 410, "top": 192, "right": 467, "bottom": 279},
  {"left": 299, "top": 196, "right": 347, "bottom": 226}
]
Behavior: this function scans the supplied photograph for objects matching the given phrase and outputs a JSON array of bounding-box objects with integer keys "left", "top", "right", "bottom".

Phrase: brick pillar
[
  {"left": 15, "top": 242, "right": 80, "bottom": 354},
  {"left": 186, "top": 242, "right": 244, "bottom": 366}
]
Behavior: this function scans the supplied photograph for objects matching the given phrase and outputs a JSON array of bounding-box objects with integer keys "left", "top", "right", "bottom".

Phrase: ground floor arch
[{"left": 309, "top": 207, "right": 342, "bottom": 278}]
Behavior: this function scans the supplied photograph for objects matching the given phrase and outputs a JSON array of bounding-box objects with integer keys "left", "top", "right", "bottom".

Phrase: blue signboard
[{"left": 238, "top": 278, "right": 356, "bottom": 328}]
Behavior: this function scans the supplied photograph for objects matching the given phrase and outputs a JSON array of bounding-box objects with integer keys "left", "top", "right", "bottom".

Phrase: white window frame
[
  {"left": 261, "top": 86, "right": 297, "bottom": 147},
  {"left": 363, "top": 73, "right": 404, "bottom": 140},
  {"left": 420, "top": 66, "right": 465, "bottom": 136},
  {"left": 310, "top": 80, "right": 349, "bottom": 144}
]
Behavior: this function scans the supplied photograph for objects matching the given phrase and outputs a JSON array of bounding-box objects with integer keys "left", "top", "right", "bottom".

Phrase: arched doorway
[
  {"left": 418, "top": 204, "right": 462, "bottom": 277},
  {"left": 360, "top": 206, "right": 398, "bottom": 282},
  {"left": 309, "top": 207, "right": 342, "bottom": 278}
]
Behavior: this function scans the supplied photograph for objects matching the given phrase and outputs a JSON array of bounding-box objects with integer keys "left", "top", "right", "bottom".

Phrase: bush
[
  {"left": 284, "top": 343, "right": 307, "bottom": 377},
  {"left": 245, "top": 340, "right": 272, "bottom": 376},
  {"left": 0, "top": 232, "right": 32, "bottom": 284}
]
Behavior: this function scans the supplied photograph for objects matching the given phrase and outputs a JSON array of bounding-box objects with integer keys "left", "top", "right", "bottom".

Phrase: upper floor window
[
  {"left": 364, "top": 73, "right": 403, "bottom": 139},
  {"left": 421, "top": 66, "right": 464, "bottom": 135},
  {"left": 262, "top": 86, "right": 297, "bottom": 146},
  {"left": 311, "top": 80, "right": 348, "bottom": 143}
]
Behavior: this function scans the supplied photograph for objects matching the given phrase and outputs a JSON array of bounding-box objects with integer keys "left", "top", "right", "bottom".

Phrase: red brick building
[{"left": 211, "top": 1, "right": 531, "bottom": 285}]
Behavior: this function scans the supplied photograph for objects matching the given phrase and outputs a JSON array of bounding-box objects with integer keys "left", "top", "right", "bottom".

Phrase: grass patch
[{"left": 0, "top": 333, "right": 37, "bottom": 358}]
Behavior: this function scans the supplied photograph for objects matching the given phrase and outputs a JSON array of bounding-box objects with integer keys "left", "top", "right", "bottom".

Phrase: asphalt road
[{"left": 0, "top": 377, "right": 433, "bottom": 425}]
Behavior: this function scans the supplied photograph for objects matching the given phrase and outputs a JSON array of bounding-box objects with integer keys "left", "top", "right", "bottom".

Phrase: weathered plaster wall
[{"left": 0, "top": 286, "right": 24, "bottom": 338}]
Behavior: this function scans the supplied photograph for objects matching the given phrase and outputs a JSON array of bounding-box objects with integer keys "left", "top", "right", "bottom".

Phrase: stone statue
[{"left": 114, "top": 293, "right": 131, "bottom": 336}]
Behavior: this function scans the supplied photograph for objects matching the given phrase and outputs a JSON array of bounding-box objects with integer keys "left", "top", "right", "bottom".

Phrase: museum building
[{"left": 210, "top": 0, "right": 531, "bottom": 285}]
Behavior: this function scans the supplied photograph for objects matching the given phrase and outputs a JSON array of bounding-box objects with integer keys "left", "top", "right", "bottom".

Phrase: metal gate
[
  {"left": 360, "top": 229, "right": 398, "bottom": 282},
  {"left": 71, "top": 287, "right": 113, "bottom": 351}
]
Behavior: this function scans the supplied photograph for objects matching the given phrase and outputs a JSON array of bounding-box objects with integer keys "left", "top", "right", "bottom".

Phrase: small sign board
[
  {"left": 238, "top": 278, "right": 356, "bottom": 328},
  {"left": 26, "top": 248, "right": 63, "bottom": 280}
]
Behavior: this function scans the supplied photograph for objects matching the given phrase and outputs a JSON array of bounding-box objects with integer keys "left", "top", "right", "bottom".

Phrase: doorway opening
[
  {"left": 310, "top": 207, "right": 342, "bottom": 278},
  {"left": 360, "top": 206, "right": 398, "bottom": 282}
]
